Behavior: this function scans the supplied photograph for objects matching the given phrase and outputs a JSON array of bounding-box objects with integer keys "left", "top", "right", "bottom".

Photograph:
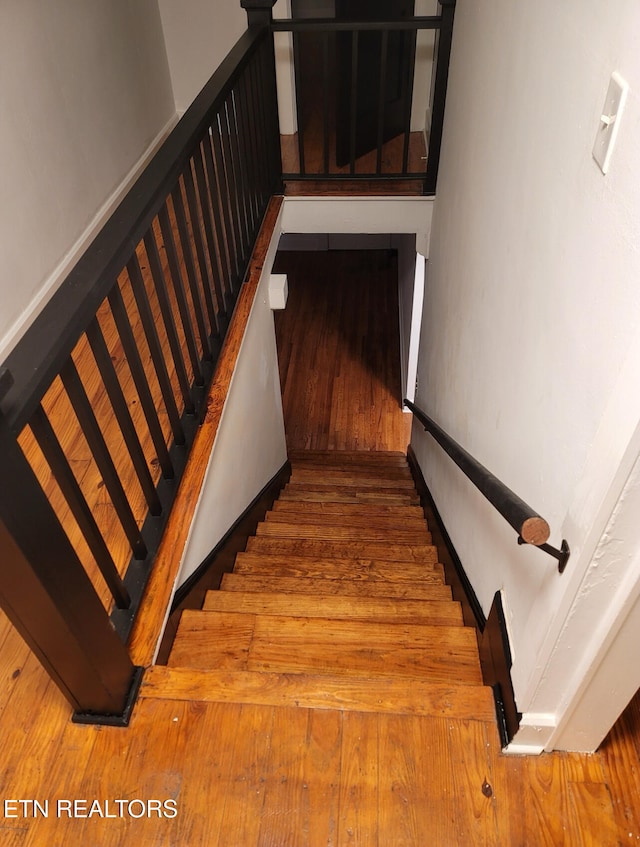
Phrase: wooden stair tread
[
  {"left": 142, "top": 666, "right": 495, "bottom": 721},
  {"left": 169, "top": 611, "right": 483, "bottom": 685},
  {"left": 245, "top": 537, "right": 439, "bottom": 562},
  {"left": 288, "top": 470, "right": 415, "bottom": 488},
  {"left": 263, "top": 510, "right": 428, "bottom": 532},
  {"left": 254, "top": 520, "right": 431, "bottom": 544},
  {"left": 203, "top": 589, "right": 463, "bottom": 625},
  {"left": 279, "top": 487, "right": 420, "bottom": 505},
  {"left": 221, "top": 573, "right": 453, "bottom": 601},
  {"left": 233, "top": 553, "right": 444, "bottom": 583},
  {"left": 288, "top": 449, "right": 408, "bottom": 465},
  {"left": 271, "top": 501, "right": 425, "bottom": 519}
]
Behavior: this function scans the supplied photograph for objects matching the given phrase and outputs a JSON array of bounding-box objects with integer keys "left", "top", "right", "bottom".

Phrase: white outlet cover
[{"left": 593, "top": 72, "right": 629, "bottom": 174}]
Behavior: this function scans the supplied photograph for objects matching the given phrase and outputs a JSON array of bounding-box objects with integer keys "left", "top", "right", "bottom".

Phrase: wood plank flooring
[
  {"left": 273, "top": 249, "right": 411, "bottom": 453},
  {"left": 281, "top": 132, "right": 427, "bottom": 196}
]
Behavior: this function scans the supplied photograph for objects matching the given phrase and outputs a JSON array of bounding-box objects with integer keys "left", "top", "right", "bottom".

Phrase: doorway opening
[{"left": 272, "top": 239, "right": 413, "bottom": 453}]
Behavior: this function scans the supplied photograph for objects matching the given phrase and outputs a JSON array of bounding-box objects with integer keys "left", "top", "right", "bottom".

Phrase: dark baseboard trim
[
  {"left": 155, "top": 459, "right": 291, "bottom": 664},
  {"left": 407, "top": 445, "right": 485, "bottom": 631},
  {"left": 479, "top": 591, "right": 522, "bottom": 747},
  {"left": 406, "top": 446, "right": 521, "bottom": 747}
]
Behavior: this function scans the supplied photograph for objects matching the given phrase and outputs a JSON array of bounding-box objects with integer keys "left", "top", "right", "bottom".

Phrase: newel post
[
  {"left": 241, "top": 0, "right": 277, "bottom": 27},
  {"left": 0, "top": 369, "right": 142, "bottom": 725}
]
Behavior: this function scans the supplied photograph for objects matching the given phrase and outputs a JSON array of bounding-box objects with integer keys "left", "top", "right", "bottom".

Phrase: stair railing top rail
[
  {"left": 271, "top": 16, "right": 443, "bottom": 32},
  {"left": 403, "top": 400, "right": 570, "bottom": 572}
]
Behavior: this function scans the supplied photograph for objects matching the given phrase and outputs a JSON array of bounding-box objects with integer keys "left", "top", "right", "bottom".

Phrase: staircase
[{"left": 147, "top": 451, "right": 494, "bottom": 722}]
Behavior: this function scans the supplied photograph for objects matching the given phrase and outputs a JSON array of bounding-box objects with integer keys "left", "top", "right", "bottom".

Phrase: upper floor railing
[{"left": 270, "top": 2, "right": 455, "bottom": 194}]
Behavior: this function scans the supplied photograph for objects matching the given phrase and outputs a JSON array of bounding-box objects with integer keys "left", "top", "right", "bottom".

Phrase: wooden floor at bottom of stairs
[{"left": 0, "top": 659, "right": 627, "bottom": 847}]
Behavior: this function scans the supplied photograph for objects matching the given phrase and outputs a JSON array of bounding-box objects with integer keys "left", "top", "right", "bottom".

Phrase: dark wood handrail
[{"left": 404, "top": 400, "right": 570, "bottom": 571}]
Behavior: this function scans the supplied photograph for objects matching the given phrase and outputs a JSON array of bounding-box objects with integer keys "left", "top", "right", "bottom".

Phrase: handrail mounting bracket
[{"left": 518, "top": 536, "right": 571, "bottom": 574}]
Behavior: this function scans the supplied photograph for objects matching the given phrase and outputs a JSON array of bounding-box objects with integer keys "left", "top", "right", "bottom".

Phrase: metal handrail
[{"left": 404, "top": 400, "right": 570, "bottom": 572}]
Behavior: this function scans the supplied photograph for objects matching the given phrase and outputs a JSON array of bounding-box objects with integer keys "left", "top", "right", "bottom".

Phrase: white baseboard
[{"left": 503, "top": 713, "right": 557, "bottom": 755}]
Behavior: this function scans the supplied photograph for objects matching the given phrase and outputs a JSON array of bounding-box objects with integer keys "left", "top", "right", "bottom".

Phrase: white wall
[
  {"left": 0, "top": 0, "right": 175, "bottom": 360},
  {"left": 157, "top": 0, "right": 247, "bottom": 113},
  {"left": 550, "top": 445, "right": 640, "bottom": 751},
  {"left": 281, "top": 196, "right": 433, "bottom": 257},
  {"left": 411, "top": 0, "right": 640, "bottom": 749},
  {"left": 177, "top": 212, "right": 288, "bottom": 585}
]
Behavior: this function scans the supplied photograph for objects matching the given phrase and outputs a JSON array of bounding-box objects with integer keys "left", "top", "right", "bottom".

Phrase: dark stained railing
[
  {"left": 272, "top": 1, "right": 455, "bottom": 194},
  {"left": 0, "top": 24, "right": 281, "bottom": 724}
]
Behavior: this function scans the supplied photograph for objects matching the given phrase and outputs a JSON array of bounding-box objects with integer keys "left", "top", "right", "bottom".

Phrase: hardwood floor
[
  {"left": 273, "top": 249, "right": 411, "bottom": 453},
  {"left": 281, "top": 131, "right": 428, "bottom": 196},
  {"left": 1, "top": 246, "right": 640, "bottom": 844}
]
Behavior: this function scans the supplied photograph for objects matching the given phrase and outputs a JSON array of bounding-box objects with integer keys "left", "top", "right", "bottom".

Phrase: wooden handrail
[{"left": 404, "top": 400, "right": 570, "bottom": 572}]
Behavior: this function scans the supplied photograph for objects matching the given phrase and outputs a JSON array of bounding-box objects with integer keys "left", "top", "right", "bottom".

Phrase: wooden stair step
[
  {"left": 279, "top": 486, "right": 420, "bottom": 506},
  {"left": 289, "top": 464, "right": 413, "bottom": 481},
  {"left": 271, "top": 501, "right": 425, "bottom": 520},
  {"left": 245, "top": 536, "right": 438, "bottom": 563},
  {"left": 203, "top": 589, "right": 463, "bottom": 625},
  {"left": 169, "top": 611, "right": 483, "bottom": 685},
  {"left": 233, "top": 553, "right": 444, "bottom": 583},
  {"left": 288, "top": 449, "right": 408, "bottom": 467},
  {"left": 142, "top": 666, "right": 496, "bottom": 721},
  {"left": 254, "top": 521, "right": 432, "bottom": 544},
  {"left": 289, "top": 469, "right": 415, "bottom": 488},
  {"left": 263, "top": 510, "right": 428, "bottom": 533},
  {"left": 221, "top": 573, "right": 453, "bottom": 601}
]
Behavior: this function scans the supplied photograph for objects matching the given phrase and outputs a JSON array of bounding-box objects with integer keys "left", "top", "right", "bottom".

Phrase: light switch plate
[{"left": 593, "top": 72, "right": 629, "bottom": 174}]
